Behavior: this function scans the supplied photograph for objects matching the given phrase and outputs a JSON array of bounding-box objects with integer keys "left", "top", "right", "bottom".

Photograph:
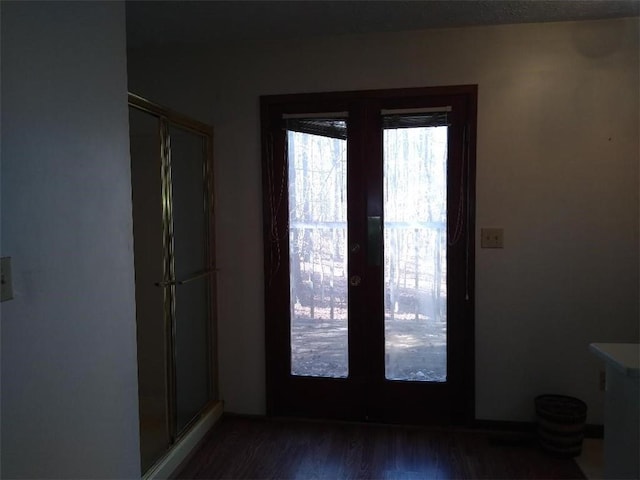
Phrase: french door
[{"left": 261, "top": 86, "right": 476, "bottom": 424}]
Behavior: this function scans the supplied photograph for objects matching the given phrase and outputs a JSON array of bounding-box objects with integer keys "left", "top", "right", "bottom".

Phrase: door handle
[
  {"left": 367, "top": 216, "right": 382, "bottom": 266},
  {"left": 349, "top": 275, "right": 362, "bottom": 287},
  {"left": 155, "top": 269, "right": 218, "bottom": 287}
]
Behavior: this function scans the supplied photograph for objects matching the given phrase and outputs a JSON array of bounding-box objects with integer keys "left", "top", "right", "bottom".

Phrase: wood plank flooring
[{"left": 174, "top": 415, "right": 586, "bottom": 479}]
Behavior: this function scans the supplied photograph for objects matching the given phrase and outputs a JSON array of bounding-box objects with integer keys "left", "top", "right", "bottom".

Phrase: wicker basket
[{"left": 535, "top": 394, "right": 587, "bottom": 457}]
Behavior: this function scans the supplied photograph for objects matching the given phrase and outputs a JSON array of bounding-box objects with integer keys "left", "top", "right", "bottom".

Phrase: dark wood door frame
[{"left": 261, "top": 85, "right": 477, "bottom": 425}]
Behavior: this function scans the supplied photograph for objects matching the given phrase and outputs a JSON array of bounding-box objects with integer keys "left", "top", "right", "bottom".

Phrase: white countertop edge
[{"left": 589, "top": 343, "right": 640, "bottom": 379}]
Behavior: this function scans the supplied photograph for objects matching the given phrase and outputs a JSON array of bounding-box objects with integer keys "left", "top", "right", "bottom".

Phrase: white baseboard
[{"left": 143, "top": 401, "right": 224, "bottom": 480}]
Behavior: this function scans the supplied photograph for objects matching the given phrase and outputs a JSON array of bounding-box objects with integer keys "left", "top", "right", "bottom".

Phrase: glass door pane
[
  {"left": 129, "top": 107, "right": 171, "bottom": 472},
  {"left": 287, "top": 119, "right": 348, "bottom": 378},
  {"left": 383, "top": 116, "right": 448, "bottom": 382},
  {"left": 169, "top": 125, "right": 212, "bottom": 433}
]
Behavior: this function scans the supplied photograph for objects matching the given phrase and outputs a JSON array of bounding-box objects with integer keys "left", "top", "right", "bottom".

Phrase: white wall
[
  {"left": 128, "top": 17, "right": 639, "bottom": 423},
  {"left": 1, "top": 2, "right": 140, "bottom": 477}
]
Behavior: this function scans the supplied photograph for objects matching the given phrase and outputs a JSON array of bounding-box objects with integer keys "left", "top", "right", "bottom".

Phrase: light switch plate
[
  {"left": 480, "top": 228, "right": 504, "bottom": 248},
  {"left": 1, "top": 257, "right": 14, "bottom": 301}
]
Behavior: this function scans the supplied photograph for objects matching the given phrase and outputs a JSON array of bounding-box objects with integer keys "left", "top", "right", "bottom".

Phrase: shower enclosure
[{"left": 128, "top": 94, "right": 218, "bottom": 474}]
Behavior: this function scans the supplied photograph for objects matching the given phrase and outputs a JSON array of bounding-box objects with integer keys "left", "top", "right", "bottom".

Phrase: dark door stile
[
  {"left": 261, "top": 86, "right": 477, "bottom": 425},
  {"left": 367, "top": 94, "right": 475, "bottom": 425}
]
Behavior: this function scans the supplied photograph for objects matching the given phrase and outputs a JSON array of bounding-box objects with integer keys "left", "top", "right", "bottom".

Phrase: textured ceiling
[{"left": 126, "top": 0, "right": 640, "bottom": 48}]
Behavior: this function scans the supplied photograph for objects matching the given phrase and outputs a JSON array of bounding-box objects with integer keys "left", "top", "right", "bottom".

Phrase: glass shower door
[
  {"left": 129, "top": 106, "right": 171, "bottom": 473},
  {"left": 129, "top": 95, "right": 217, "bottom": 474},
  {"left": 169, "top": 124, "right": 214, "bottom": 434}
]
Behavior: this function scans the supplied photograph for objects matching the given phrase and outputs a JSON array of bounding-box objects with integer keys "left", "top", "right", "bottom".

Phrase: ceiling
[{"left": 126, "top": 0, "right": 640, "bottom": 48}]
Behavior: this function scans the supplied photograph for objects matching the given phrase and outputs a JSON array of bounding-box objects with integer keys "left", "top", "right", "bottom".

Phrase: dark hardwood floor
[{"left": 174, "top": 415, "right": 586, "bottom": 479}]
